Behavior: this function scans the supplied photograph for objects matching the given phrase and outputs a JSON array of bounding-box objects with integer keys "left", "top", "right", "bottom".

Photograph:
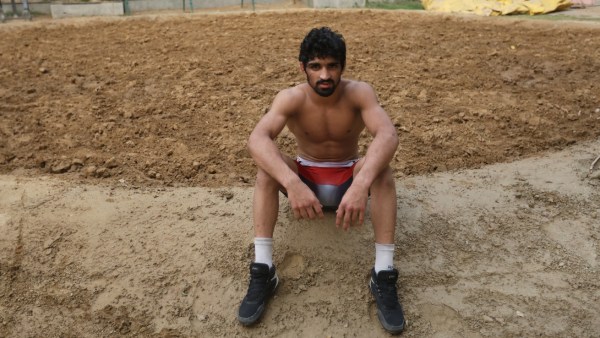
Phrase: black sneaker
[
  {"left": 369, "top": 268, "right": 405, "bottom": 334},
  {"left": 238, "top": 262, "right": 279, "bottom": 326}
]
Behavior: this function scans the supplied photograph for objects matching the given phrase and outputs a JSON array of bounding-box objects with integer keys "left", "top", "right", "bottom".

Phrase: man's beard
[{"left": 310, "top": 79, "right": 337, "bottom": 97}]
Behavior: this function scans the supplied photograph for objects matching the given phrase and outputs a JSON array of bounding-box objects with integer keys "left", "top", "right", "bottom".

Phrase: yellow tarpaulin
[{"left": 421, "top": 0, "right": 572, "bottom": 16}]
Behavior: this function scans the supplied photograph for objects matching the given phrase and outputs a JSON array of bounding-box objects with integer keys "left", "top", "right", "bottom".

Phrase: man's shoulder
[
  {"left": 270, "top": 84, "right": 307, "bottom": 115},
  {"left": 342, "top": 79, "right": 374, "bottom": 93},
  {"left": 276, "top": 84, "right": 307, "bottom": 102},
  {"left": 341, "top": 80, "right": 377, "bottom": 105}
]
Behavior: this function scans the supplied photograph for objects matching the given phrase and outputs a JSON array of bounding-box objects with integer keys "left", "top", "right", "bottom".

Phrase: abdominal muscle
[
  {"left": 286, "top": 88, "right": 365, "bottom": 162},
  {"left": 295, "top": 138, "right": 360, "bottom": 163}
]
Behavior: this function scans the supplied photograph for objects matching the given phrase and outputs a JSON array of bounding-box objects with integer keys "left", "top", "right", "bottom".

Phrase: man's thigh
[
  {"left": 352, "top": 158, "right": 366, "bottom": 177},
  {"left": 276, "top": 153, "right": 298, "bottom": 194},
  {"left": 280, "top": 153, "right": 298, "bottom": 174}
]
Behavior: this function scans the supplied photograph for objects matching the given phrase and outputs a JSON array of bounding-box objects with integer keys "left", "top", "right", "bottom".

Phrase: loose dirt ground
[{"left": 1, "top": 6, "right": 600, "bottom": 337}]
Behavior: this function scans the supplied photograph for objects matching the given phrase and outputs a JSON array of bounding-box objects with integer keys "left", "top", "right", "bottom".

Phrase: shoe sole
[
  {"left": 238, "top": 275, "right": 279, "bottom": 326},
  {"left": 238, "top": 304, "right": 265, "bottom": 326},
  {"left": 369, "top": 279, "right": 405, "bottom": 334}
]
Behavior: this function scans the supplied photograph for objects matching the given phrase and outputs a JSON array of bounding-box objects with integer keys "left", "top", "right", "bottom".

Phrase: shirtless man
[{"left": 237, "top": 27, "right": 405, "bottom": 334}]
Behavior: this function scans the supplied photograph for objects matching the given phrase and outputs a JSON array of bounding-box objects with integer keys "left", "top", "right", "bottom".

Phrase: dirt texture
[
  {"left": 1, "top": 9, "right": 600, "bottom": 186},
  {"left": 1, "top": 6, "right": 600, "bottom": 338}
]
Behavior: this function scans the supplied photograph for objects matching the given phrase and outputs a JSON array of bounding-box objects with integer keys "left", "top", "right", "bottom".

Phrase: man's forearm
[
  {"left": 353, "top": 131, "right": 398, "bottom": 189},
  {"left": 248, "top": 136, "right": 299, "bottom": 189}
]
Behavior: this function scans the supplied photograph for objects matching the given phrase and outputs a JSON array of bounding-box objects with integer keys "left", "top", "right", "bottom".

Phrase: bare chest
[{"left": 288, "top": 103, "right": 364, "bottom": 142}]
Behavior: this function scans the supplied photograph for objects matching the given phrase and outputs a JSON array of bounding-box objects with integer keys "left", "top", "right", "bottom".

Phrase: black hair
[{"left": 299, "top": 27, "right": 346, "bottom": 71}]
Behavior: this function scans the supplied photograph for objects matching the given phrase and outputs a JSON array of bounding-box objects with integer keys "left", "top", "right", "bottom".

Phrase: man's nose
[{"left": 319, "top": 68, "right": 331, "bottom": 80}]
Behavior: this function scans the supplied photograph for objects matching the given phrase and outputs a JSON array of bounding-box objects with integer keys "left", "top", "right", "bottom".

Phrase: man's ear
[{"left": 299, "top": 62, "right": 306, "bottom": 73}]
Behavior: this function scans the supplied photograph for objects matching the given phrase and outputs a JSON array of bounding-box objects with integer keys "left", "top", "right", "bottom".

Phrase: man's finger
[
  {"left": 351, "top": 209, "right": 359, "bottom": 225},
  {"left": 311, "top": 203, "right": 324, "bottom": 219},
  {"left": 335, "top": 208, "right": 344, "bottom": 228},
  {"left": 292, "top": 207, "right": 300, "bottom": 220},
  {"left": 315, "top": 204, "right": 324, "bottom": 218},
  {"left": 299, "top": 208, "right": 309, "bottom": 219},
  {"left": 305, "top": 207, "right": 315, "bottom": 219},
  {"left": 358, "top": 210, "right": 365, "bottom": 226},
  {"left": 343, "top": 209, "right": 352, "bottom": 230}
]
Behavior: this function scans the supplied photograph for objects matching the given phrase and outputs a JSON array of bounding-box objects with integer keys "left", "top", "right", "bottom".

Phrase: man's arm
[
  {"left": 336, "top": 82, "right": 399, "bottom": 229},
  {"left": 248, "top": 89, "right": 299, "bottom": 189},
  {"left": 248, "top": 89, "right": 324, "bottom": 220},
  {"left": 352, "top": 82, "right": 398, "bottom": 191}
]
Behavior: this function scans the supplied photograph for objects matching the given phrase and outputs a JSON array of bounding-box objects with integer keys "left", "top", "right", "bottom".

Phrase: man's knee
[
  {"left": 372, "top": 166, "right": 395, "bottom": 190},
  {"left": 255, "top": 168, "right": 280, "bottom": 190}
]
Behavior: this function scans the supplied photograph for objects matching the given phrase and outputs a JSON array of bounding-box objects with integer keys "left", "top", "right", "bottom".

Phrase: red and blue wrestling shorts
[{"left": 295, "top": 156, "right": 359, "bottom": 210}]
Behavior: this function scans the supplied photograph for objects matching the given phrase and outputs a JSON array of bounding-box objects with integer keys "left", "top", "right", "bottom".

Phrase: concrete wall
[
  {"left": 573, "top": 0, "right": 596, "bottom": 5},
  {"left": 0, "top": 1, "right": 51, "bottom": 15},
  {"left": 50, "top": 2, "right": 124, "bottom": 18},
  {"left": 129, "top": 0, "right": 283, "bottom": 11},
  {"left": 3, "top": 0, "right": 600, "bottom": 17},
  {"left": 5, "top": 0, "right": 300, "bottom": 16},
  {"left": 307, "top": 0, "right": 365, "bottom": 7}
]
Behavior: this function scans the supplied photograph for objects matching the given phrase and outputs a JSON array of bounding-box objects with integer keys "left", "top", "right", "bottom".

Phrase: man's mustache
[{"left": 316, "top": 80, "right": 334, "bottom": 85}]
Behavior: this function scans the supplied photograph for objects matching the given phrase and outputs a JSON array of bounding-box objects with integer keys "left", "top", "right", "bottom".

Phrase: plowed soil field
[{"left": 1, "top": 8, "right": 599, "bottom": 338}]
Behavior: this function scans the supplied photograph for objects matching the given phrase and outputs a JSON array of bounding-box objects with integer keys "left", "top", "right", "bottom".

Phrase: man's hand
[
  {"left": 335, "top": 185, "right": 369, "bottom": 230},
  {"left": 286, "top": 180, "right": 324, "bottom": 220}
]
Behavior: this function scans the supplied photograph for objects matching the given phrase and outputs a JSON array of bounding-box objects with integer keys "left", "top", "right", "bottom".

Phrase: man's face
[{"left": 302, "top": 57, "right": 343, "bottom": 97}]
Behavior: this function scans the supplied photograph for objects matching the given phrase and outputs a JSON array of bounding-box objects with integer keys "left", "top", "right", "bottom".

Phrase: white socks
[
  {"left": 254, "top": 237, "right": 273, "bottom": 268},
  {"left": 254, "top": 238, "right": 393, "bottom": 272},
  {"left": 375, "top": 243, "right": 395, "bottom": 273}
]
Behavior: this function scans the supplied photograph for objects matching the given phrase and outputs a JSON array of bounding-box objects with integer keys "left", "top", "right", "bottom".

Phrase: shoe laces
[
  {"left": 377, "top": 277, "right": 400, "bottom": 309},
  {"left": 246, "top": 270, "right": 270, "bottom": 301}
]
